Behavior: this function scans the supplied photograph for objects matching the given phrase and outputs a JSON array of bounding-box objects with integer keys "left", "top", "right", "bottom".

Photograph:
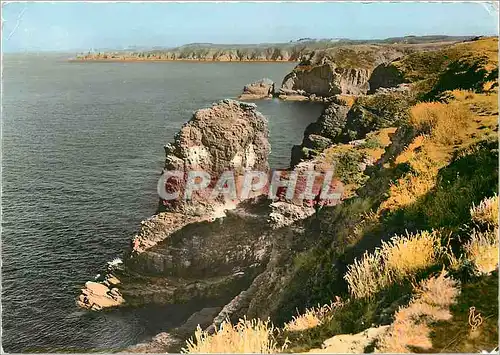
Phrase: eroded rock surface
[
  {"left": 280, "top": 45, "right": 404, "bottom": 98},
  {"left": 238, "top": 78, "right": 275, "bottom": 100},
  {"left": 78, "top": 100, "right": 273, "bottom": 311},
  {"left": 290, "top": 90, "right": 415, "bottom": 166},
  {"left": 161, "top": 99, "right": 270, "bottom": 215},
  {"left": 303, "top": 325, "right": 390, "bottom": 353},
  {"left": 77, "top": 280, "right": 124, "bottom": 310},
  {"left": 291, "top": 100, "right": 350, "bottom": 166}
]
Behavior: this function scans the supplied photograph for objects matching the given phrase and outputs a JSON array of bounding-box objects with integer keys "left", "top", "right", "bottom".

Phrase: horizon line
[{"left": 3, "top": 33, "right": 496, "bottom": 54}]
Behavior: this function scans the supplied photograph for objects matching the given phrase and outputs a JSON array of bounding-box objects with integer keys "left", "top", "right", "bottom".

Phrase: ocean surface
[{"left": 1, "top": 53, "right": 324, "bottom": 352}]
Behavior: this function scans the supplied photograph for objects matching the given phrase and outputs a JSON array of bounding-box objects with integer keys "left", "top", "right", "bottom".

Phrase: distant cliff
[
  {"left": 277, "top": 39, "right": 472, "bottom": 98},
  {"left": 71, "top": 36, "right": 473, "bottom": 62}
]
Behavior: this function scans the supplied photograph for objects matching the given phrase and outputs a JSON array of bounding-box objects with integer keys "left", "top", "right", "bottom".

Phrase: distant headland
[{"left": 70, "top": 35, "right": 475, "bottom": 62}]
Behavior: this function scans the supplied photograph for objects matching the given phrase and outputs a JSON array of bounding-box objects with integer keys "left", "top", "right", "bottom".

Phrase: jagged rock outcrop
[
  {"left": 78, "top": 100, "right": 273, "bottom": 311},
  {"left": 238, "top": 78, "right": 275, "bottom": 100},
  {"left": 160, "top": 99, "right": 270, "bottom": 215},
  {"left": 280, "top": 45, "right": 404, "bottom": 98},
  {"left": 290, "top": 90, "right": 415, "bottom": 166},
  {"left": 367, "top": 62, "right": 405, "bottom": 93},
  {"left": 291, "top": 101, "right": 350, "bottom": 166},
  {"left": 339, "top": 91, "right": 415, "bottom": 142}
]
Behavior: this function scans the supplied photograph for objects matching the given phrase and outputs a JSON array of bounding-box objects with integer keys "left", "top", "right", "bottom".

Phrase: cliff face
[
  {"left": 279, "top": 45, "right": 405, "bottom": 97},
  {"left": 77, "top": 100, "right": 272, "bottom": 311},
  {"left": 290, "top": 89, "right": 416, "bottom": 166},
  {"left": 75, "top": 46, "right": 307, "bottom": 62},
  {"left": 290, "top": 102, "right": 350, "bottom": 166},
  {"left": 73, "top": 36, "right": 470, "bottom": 63}
]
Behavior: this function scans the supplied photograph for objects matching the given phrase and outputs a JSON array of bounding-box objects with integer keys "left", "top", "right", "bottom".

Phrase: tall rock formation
[
  {"left": 77, "top": 99, "right": 272, "bottom": 311},
  {"left": 159, "top": 99, "right": 270, "bottom": 215}
]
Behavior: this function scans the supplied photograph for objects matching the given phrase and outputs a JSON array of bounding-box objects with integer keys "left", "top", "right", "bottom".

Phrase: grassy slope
[
  {"left": 277, "top": 38, "right": 499, "bottom": 353},
  {"left": 181, "top": 37, "right": 498, "bottom": 354}
]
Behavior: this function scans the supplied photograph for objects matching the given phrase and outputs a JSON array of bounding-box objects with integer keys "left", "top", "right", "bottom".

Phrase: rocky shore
[
  {"left": 76, "top": 42, "right": 422, "bottom": 343},
  {"left": 75, "top": 36, "right": 495, "bottom": 353}
]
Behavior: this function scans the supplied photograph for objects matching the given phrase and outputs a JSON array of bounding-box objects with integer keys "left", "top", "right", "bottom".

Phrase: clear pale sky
[{"left": 2, "top": 1, "right": 498, "bottom": 53}]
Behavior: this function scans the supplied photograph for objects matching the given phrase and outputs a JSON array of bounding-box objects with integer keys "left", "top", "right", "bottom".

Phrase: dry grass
[
  {"left": 344, "top": 249, "right": 390, "bottom": 299},
  {"left": 380, "top": 172, "right": 436, "bottom": 212},
  {"left": 470, "top": 194, "right": 499, "bottom": 227},
  {"left": 337, "top": 94, "right": 357, "bottom": 108},
  {"left": 409, "top": 101, "right": 472, "bottom": 145},
  {"left": 284, "top": 308, "right": 323, "bottom": 332},
  {"left": 382, "top": 230, "right": 440, "bottom": 280},
  {"left": 376, "top": 271, "right": 459, "bottom": 353},
  {"left": 465, "top": 228, "right": 499, "bottom": 276},
  {"left": 283, "top": 299, "right": 343, "bottom": 332},
  {"left": 450, "top": 89, "right": 499, "bottom": 117},
  {"left": 380, "top": 135, "right": 449, "bottom": 213},
  {"left": 345, "top": 231, "right": 441, "bottom": 299},
  {"left": 182, "top": 318, "right": 286, "bottom": 354},
  {"left": 450, "top": 89, "right": 476, "bottom": 101},
  {"left": 453, "top": 37, "right": 498, "bottom": 71}
]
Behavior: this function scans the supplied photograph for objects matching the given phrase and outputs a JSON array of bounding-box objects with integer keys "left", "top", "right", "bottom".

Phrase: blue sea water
[{"left": 2, "top": 54, "right": 323, "bottom": 352}]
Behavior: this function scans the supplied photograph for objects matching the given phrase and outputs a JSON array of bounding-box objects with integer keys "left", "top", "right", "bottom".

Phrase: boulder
[
  {"left": 238, "top": 78, "right": 275, "bottom": 100},
  {"left": 303, "top": 325, "right": 390, "bottom": 353},
  {"left": 77, "top": 280, "right": 124, "bottom": 310}
]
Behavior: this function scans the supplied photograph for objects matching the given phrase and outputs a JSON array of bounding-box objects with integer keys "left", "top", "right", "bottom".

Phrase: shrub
[
  {"left": 380, "top": 172, "right": 436, "bottom": 212},
  {"left": 376, "top": 271, "right": 459, "bottom": 353},
  {"left": 409, "top": 101, "right": 472, "bottom": 145},
  {"left": 345, "top": 231, "right": 441, "bottom": 299},
  {"left": 382, "top": 230, "right": 440, "bottom": 280},
  {"left": 283, "top": 300, "right": 342, "bottom": 332},
  {"left": 415, "top": 269, "right": 460, "bottom": 308},
  {"left": 360, "top": 136, "right": 382, "bottom": 149},
  {"left": 182, "top": 318, "right": 286, "bottom": 354},
  {"left": 344, "top": 249, "right": 391, "bottom": 299},
  {"left": 464, "top": 228, "right": 499, "bottom": 276},
  {"left": 331, "top": 149, "right": 369, "bottom": 187},
  {"left": 470, "top": 194, "right": 499, "bottom": 227}
]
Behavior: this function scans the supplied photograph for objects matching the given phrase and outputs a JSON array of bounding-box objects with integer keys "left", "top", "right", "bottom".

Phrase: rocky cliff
[
  {"left": 290, "top": 89, "right": 416, "bottom": 166},
  {"left": 279, "top": 45, "right": 406, "bottom": 97},
  {"left": 77, "top": 37, "right": 498, "bottom": 354},
  {"left": 76, "top": 98, "right": 343, "bottom": 351},
  {"left": 73, "top": 36, "right": 470, "bottom": 63},
  {"left": 159, "top": 99, "right": 270, "bottom": 215}
]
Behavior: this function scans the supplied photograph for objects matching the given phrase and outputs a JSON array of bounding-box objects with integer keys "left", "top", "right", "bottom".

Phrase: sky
[{"left": 2, "top": 1, "right": 498, "bottom": 53}]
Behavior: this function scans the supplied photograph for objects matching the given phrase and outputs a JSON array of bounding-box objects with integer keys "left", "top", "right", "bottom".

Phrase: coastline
[{"left": 69, "top": 58, "right": 300, "bottom": 63}]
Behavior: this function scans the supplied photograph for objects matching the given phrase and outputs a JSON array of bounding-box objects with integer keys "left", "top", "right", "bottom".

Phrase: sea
[{"left": 1, "top": 53, "right": 324, "bottom": 352}]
